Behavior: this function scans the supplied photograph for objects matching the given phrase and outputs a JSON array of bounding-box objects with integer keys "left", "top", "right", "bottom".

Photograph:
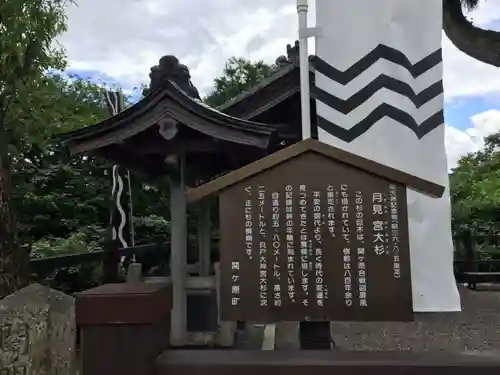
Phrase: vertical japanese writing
[
  {"left": 389, "top": 184, "right": 401, "bottom": 279},
  {"left": 231, "top": 261, "right": 240, "bottom": 306},
  {"left": 271, "top": 192, "right": 282, "bottom": 307},
  {"left": 285, "top": 185, "right": 296, "bottom": 303},
  {"left": 258, "top": 186, "right": 268, "bottom": 307},
  {"left": 235, "top": 186, "right": 247, "bottom": 308},
  {"left": 299, "top": 184, "right": 309, "bottom": 308},
  {"left": 341, "top": 184, "right": 352, "bottom": 307},
  {"left": 341, "top": 185, "right": 350, "bottom": 243},
  {"left": 343, "top": 247, "right": 352, "bottom": 307},
  {"left": 372, "top": 192, "right": 386, "bottom": 256},
  {"left": 244, "top": 187, "right": 253, "bottom": 259},
  {"left": 326, "top": 185, "right": 336, "bottom": 237},
  {"left": 313, "top": 191, "right": 325, "bottom": 307},
  {"left": 355, "top": 191, "right": 367, "bottom": 307}
]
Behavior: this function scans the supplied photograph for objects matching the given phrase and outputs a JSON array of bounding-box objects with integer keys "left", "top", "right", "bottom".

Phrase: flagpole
[
  {"left": 297, "top": 0, "right": 311, "bottom": 140},
  {"left": 127, "top": 169, "right": 135, "bottom": 247}
]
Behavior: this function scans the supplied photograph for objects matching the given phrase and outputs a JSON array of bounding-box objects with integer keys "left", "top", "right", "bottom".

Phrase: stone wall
[{"left": 0, "top": 284, "right": 75, "bottom": 375}]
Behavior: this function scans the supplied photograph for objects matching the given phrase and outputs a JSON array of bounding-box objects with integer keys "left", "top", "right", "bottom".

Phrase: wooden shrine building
[
  {"left": 60, "top": 48, "right": 311, "bottom": 345},
  {"left": 219, "top": 41, "right": 318, "bottom": 139}
]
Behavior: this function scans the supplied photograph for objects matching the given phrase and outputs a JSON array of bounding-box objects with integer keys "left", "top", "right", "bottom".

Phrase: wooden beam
[
  {"left": 96, "top": 147, "right": 166, "bottom": 177},
  {"left": 143, "top": 276, "right": 215, "bottom": 290},
  {"left": 132, "top": 138, "right": 229, "bottom": 155},
  {"left": 197, "top": 199, "right": 212, "bottom": 277},
  {"left": 187, "top": 138, "right": 446, "bottom": 202},
  {"left": 169, "top": 153, "right": 188, "bottom": 346},
  {"left": 186, "top": 276, "right": 215, "bottom": 290}
]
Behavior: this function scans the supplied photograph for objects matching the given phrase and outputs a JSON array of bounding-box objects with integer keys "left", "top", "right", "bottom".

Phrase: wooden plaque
[{"left": 218, "top": 151, "right": 413, "bottom": 322}]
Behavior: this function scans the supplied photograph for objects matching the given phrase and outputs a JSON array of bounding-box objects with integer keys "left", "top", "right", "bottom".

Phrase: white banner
[{"left": 314, "top": 0, "right": 460, "bottom": 311}]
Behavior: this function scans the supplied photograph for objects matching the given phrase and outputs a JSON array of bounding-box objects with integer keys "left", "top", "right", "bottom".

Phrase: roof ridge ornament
[
  {"left": 275, "top": 40, "right": 300, "bottom": 67},
  {"left": 144, "top": 55, "right": 201, "bottom": 100}
]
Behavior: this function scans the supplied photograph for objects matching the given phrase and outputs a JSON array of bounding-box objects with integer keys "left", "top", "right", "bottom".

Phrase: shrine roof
[
  {"left": 217, "top": 63, "right": 301, "bottom": 112},
  {"left": 186, "top": 138, "right": 445, "bottom": 202},
  {"left": 217, "top": 41, "right": 316, "bottom": 119},
  {"left": 60, "top": 79, "right": 280, "bottom": 155}
]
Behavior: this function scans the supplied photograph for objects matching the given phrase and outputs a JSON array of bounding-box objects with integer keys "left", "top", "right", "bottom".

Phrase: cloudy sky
[{"left": 57, "top": 0, "right": 500, "bottom": 170}]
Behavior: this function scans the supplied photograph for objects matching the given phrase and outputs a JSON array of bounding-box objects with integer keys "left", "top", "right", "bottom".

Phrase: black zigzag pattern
[
  {"left": 312, "top": 76, "right": 443, "bottom": 114},
  {"left": 313, "top": 45, "right": 444, "bottom": 142},
  {"left": 317, "top": 105, "right": 444, "bottom": 142},
  {"left": 314, "top": 45, "right": 442, "bottom": 84}
]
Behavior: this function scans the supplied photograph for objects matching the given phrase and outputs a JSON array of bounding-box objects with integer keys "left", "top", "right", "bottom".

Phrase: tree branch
[{"left": 443, "top": 0, "right": 500, "bottom": 67}]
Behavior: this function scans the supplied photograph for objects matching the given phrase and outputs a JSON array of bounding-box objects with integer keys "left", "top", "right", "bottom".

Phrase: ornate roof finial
[
  {"left": 275, "top": 55, "right": 289, "bottom": 67},
  {"left": 144, "top": 55, "right": 201, "bottom": 99},
  {"left": 286, "top": 40, "right": 300, "bottom": 66},
  {"left": 275, "top": 41, "right": 301, "bottom": 68}
]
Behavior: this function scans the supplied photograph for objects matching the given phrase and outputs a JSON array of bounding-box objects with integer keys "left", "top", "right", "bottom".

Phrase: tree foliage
[
  {"left": 444, "top": 0, "right": 500, "bottom": 68},
  {"left": 7, "top": 73, "right": 176, "bottom": 291},
  {"left": 460, "top": 0, "right": 479, "bottom": 9},
  {"left": 204, "top": 57, "right": 276, "bottom": 107},
  {"left": 0, "top": 0, "right": 71, "bottom": 297},
  {"left": 450, "top": 134, "right": 500, "bottom": 233}
]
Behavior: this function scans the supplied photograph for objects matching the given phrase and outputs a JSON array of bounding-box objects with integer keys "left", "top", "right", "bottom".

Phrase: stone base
[{"left": 156, "top": 350, "right": 500, "bottom": 375}]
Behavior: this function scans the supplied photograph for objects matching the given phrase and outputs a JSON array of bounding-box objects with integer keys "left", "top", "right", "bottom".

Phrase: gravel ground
[{"left": 330, "top": 286, "right": 500, "bottom": 353}]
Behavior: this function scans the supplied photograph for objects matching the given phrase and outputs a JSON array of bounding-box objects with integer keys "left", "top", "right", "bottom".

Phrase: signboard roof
[{"left": 186, "top": 138, "right": 445, "bottom": 203}]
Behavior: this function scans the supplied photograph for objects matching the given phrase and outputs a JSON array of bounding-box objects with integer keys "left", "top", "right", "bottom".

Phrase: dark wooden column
[
  {"left": 463, "top": 230, "right": 476, "bottom": 272},
  {"left": 197, "top": 199, "right": 211, "bottom": 276},
  {"left": 169, "top": 152, "right": 188, "bottom": 345}
]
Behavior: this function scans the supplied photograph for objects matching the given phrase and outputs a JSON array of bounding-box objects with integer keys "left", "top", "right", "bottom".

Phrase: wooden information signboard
[{"left": 187, "top": 139, "right": 445, "bottom": 323}]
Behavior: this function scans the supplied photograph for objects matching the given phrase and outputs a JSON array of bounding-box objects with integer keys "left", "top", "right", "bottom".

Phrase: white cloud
[
  {"left": 445, "top": 109, "right": 500, "bottom": 169},
  {"left": 58, "top": 0, "right": 500, "bottom": 97},
  {"left": 57, "top": 0, "right": 500, "bottom": 168},
  {"left": 442, "top": 36, "right": 500, "bottom": 100},
  {"left": 58, "top": 0, "right": 297, "bottom": 93}
]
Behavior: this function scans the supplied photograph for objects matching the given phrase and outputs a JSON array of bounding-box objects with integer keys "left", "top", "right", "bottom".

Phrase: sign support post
[
  {"left": 297, "top": 0, "right": 311, "bottom": 140},
  {"left": 297, "top": 0, "right": 320, "bottom": 140}
]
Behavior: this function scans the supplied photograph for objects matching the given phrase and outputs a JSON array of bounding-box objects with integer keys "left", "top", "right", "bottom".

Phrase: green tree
[
  {"left": 0, "top": 0, "right": 70, "bottom": 297},
  {"left": 444, "top": 0, "right": 500, "bottom": 67},
  {"left": 7, "top": 73, "right": 173, "bottom": 254},
  {"left": 204, "top": 57, "right": 276, "bottom": 107},
  {"left": 2, "top": 71, "right": 175, "bottom": 290},
  {"left": 450, "top": 133, "right": 500, "bottom": 259},
  {"left": 10, "top": 74, "right": 109, "bottom": 247}
]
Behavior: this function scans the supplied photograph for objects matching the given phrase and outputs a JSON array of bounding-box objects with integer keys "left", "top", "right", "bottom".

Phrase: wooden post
[
  {"left": 197, "top": 199, "right": 211, "bottom": 276},
  {"left": 463, "top": 230, "right": 476, "bottom": 273},
  {"left": 102, "top": 239, "right": 120, "bottom": 283},
  {"left": 169, "top": 153, "right": 187, "bottom": 346},
  {"left": 275, "top": 322, "right": 300, "bottom": 350}
]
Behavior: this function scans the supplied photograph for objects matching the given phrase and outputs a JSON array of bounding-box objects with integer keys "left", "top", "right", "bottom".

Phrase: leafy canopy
[
  {"left": 204, "top": 57, "right": 276, "bottom": 107},
  {"left": 450, "top": 133, "right": 500, "bottom": 237},
  {"left": 0, "top": 0, "right": 69, "bottom": 113}
]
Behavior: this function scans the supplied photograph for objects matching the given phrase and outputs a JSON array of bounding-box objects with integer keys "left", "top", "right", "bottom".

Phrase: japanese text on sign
[
  {"left": 285, "top": 185, "right": 296, "bottom": 302},
  {"left": 271, "top": 191, "right": 282, "bottom": 307},
  {"left": 389, "top": 184, "right": 401, "bottom": 279},
  {"left": 299, "top": 184, "right": 309, "bottom": 307},
  {"left": 258, "top": 186, "right": 267, "bottom": 307},
  {"left": 355, "top": 191, "right": 367, "bottom": 307}
]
